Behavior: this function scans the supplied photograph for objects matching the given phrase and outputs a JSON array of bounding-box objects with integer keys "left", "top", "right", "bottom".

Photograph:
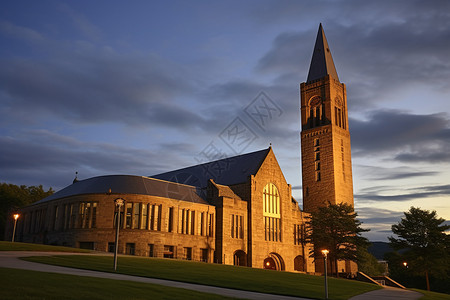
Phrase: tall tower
[{"left": 301, "top": 24, "right": 354, "bottom": 213}]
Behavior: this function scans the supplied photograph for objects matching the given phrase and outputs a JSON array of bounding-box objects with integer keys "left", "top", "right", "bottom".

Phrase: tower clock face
[{"left": 309, "top": 96, "right": 322, "bottom": 107}]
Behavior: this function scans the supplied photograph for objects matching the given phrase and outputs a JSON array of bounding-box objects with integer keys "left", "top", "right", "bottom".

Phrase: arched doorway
[
  {"left": 294, "top": 255, "right": 305, "bottom": 271},
  {"left": 263, "top": 252, "right": 285, "bottom": 271},
  {"left": 233, "top": 250, "right": 247, "bottom": 266}
]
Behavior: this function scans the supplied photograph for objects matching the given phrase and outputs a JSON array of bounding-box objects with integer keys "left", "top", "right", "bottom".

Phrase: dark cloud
[
  {"left": 355, "top": 183, "right": 450, "bottom": 203},
  {"left": 356, "top": 165, "right": 439, "bottom": 181},
  {"left": 350, "top": 110, "right": 450, "bottom": 162},
  {"left": 254, "top": 2, "right": 450, "bottom": 110},
  {"left": 0, "top": 130, "right": 192, "bottom": 190}
]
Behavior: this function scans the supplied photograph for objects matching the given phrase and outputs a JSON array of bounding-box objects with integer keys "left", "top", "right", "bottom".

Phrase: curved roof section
[
  {"left": 35, "top": 175, "right": 207, "bottom": 205},
  {"left": 152, "top": 148, "right": 270, "bottom": 188}
]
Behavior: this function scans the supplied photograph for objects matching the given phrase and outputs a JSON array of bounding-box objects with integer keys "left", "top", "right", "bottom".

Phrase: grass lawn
[
  {"left": 412, "top": 289, "right": 450, "bottom": 300},
  {"left": 0, "top": 267, "right": 236, "bottom": 300},
  {"left": 0, "top": 241, "right": 90, "bottom": 253},
  {"left": 24, "top": 254, "right": 380, "bottom": 300}
]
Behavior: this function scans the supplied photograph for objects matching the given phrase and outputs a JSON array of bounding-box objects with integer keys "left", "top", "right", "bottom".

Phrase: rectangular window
[
  {"left": 156, "top": 205, "right": 162, "bottom": 231},
  {"left": 69, "top": 204, "right": 76, "bottom": 229},
  {"left": 168, "top": 207, "right": 173, "bottom": 232},
  {"left": 150, "top": 204, "right": 155, "bottom": 230},
  {"left": 316, "top": 171, "right": 321, "bottom": 182},
  {"left": 79, "top": 242, "right": 94, "bottom": 250},
  {"left": 91, "top": 202, "right": 97, "bottom": 228},
  {"left": 108, "top": 242, "right": 115, "bottom": 253},
  {"left": 53, "top": 206, "right": 59, "bottom": 231},
  {"left": 78, "top": 203, "right": 85, "bottom": 228},
  {"left": 126, "top": 243, "right": 135, "bottom": 255},
  {"left": 133, "top": 203, "right": 140, "bottom": 229},
  {"left": 148, "top": 244, "right": 154, "bottom": 257},
  {"left": 63, "top": 204, "right": 68, "bottom": 230},
  {"left": 239, "top": 215, "right": 243, "bottom": 238},
  {"left": 200, "top": 248, "right": 208, "bottom": 262},
  {"left": 315, "top": 152, "right": 320, "bottom": 161},
  {"left": 141, "top": 204, "right": 147, "bottom": 229},
  {"left": 164, "top": 245, "right": 174, "bottom": 258},
  {"left": 125, "top": 203, "right": 132, "bottom": 229},
  {"left": 184, "top": 247, "right": 192, "bottom": 260},
  {"left": 208, "top": 213, "right": 214, "bottom": 237},
  {"left": 230, "top": 215, "right": 234, "bottom": 238},
  {"left": 200, "top": 212, "right": 205, "bottom": 236},
  {"left": 84, "top": 202, "right": 91, "bottom": 228},
  {"left": 190, "top": 211, "right": 195, "bottom": 235}
]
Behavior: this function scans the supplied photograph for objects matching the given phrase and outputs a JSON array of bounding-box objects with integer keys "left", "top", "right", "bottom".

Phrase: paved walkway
[
  {"left": 0, "top": 251, "right": 424, "bottom": 300},
  {"left": 349, "top": 286, "right": 423, "bottom": 300}
]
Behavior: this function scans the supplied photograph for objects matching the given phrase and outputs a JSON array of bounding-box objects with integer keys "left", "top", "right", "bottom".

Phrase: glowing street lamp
[
  {"left": 12, "top": 214, "right": 20, "bottom": 242},
  {"left": 113, "top": 198, "right": 125, "bottom": 271},
  {"left": 321, "top": 249, "right": 329, "bottom": 300},
  {"left": 403, "top": 262, "right": 408, "bottom": 268}
]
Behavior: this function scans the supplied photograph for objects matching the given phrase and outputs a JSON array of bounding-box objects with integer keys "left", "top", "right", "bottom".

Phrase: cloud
[
  {"left": 355, "top": 183, "right": 450, "bottom": 203},
  {"left": 350, "top": 110, "right": 450, "bottom": 162},
  {"left": 0, "top": 130, "right": 192, "bottom": 190},
  {"left": 356, "top": 165, "right": 439, "bottom": 181},
  {"left": 0, "top": 20, "right": 44, "bottom": 42}
]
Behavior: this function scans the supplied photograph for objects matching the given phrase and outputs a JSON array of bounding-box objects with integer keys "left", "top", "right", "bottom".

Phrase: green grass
[
  {"left": 0, "top": 267, "right": 236, "bottom": 300},
  {"left": 24, "top": 254, "right": 380, "bottom": 300},
  {"left": 414, "top": 289, "right": 450, "bottom": 300},
  {"left": 0, "top": 241, "right": 90, "bottom": 253}
]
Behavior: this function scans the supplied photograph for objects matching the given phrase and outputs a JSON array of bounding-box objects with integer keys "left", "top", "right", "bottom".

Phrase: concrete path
[
  {"left": 349, "top": 286, "right": 423, "bottom": 300},
  {"left": 0, "top": 251, "right": 424, "bottom": 300}
]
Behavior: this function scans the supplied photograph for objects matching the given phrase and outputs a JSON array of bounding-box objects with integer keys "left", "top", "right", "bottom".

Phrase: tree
[
  {"left": 306, "top": 202, "right": 370, "bottom": 276},
  {"left": 357, "top": 246, "right": 386, "bottom": 276},
  {"left": 0, "top": 183, "right": 54, "bottom": 240},
  {"left": 389, "top": 207, "right": 450, "bottom": 291}
]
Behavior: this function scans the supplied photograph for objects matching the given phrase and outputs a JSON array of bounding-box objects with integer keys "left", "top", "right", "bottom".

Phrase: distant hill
[{"left": 368, "top": 242, "right": 394, "bottom": 260}]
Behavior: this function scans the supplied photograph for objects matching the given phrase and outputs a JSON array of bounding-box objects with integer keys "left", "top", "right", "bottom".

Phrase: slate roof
[
  {"left": 307, "top": 23, "right": 340, "bottom": 83},
  {"left": 152, "top": 147, "right": 270, "bottom": 188},
  {"left": 34, "top": 175, "right": 207, "bottom": 205}
]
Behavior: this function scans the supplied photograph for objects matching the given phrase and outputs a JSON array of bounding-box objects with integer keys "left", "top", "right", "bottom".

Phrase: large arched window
[{"left": 263, "top": 183, "right": 281, "bottom": 242}]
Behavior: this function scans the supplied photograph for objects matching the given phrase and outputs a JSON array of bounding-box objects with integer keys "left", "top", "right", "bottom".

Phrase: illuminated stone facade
[
  {"left": 300, "top": 24, "right": 357, "bottom": 274},
  {"left": 14, "top": 147, "right": 315, "bottom": 273}
]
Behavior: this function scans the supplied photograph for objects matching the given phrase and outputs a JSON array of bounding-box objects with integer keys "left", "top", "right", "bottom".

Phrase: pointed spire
[{"left": 306, "top": 23, "right": 339, "bottom": 83}]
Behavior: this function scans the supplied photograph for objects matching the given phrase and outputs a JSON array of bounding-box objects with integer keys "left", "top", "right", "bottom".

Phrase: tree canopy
[
  {"left": 306, "top": 202, "right": 370, "bottom": 276},
  {"left": 388, "top": 206, "right": 450, "bottom": 291},
  {"left": 0, "top": 183, "right": 54, "bottom": 240}
]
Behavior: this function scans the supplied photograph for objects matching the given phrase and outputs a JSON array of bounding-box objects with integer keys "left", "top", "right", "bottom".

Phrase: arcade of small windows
[
  {"left": 118, "top": 202, "right": 214, "bottom": 237},
  {"left": 230, "top": 214, "right": 244, "bottom": 239},
  {"left": 334, "top": 99, "right": 346, "bottom": 129},
  {"left": 308, "top": 96, "right": 325, "bottom": 128},
  {"left": 293, "top": 224, "right": 305, "bottom": 245},
  {"left": 263, "top": 183, "right": 281, "bottom": 242},
  {"left": 314, "top": 139, "right": 321, "bottom": 182}
]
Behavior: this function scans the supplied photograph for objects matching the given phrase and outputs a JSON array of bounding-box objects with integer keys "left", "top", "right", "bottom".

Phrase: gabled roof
[
  {"left": 306, "top": 23, "right": 340, "bottom": 83},
  {"left": 34, "top": 175, "right": 207, "bottom": 205},
  {"left": 152, "top": 148, "right": 271, "bottom": 188}
]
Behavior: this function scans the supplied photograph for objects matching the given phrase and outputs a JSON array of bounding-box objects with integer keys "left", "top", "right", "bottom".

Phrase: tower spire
[{"left": 306, "top": 23, "right": 339, "bottom": 83}]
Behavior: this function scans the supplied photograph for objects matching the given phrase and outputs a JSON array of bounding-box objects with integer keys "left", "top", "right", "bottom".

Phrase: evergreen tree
[
  {"left": 306, "top": 202, "right": 370, "bottom": 276},
  {"left": 0, "top": 183, "right": 54, "bottom": 240},
  {"left": 389, "top": 207, "right": 450, "bottom": 291}
]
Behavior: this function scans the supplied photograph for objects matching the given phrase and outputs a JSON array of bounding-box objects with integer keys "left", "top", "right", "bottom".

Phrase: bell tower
[{"left": 300, "top": 24, "right": 354, "bottom": 213}]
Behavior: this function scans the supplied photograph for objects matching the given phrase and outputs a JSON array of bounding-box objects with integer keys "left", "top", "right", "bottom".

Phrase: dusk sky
[{"left": 1, "top": 0, "right": 449, "bottom": 241}]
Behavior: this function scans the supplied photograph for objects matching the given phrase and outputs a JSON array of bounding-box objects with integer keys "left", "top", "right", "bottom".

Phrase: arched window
[{"left": 263, "top": 183, "right": 281, "bottom": 242}]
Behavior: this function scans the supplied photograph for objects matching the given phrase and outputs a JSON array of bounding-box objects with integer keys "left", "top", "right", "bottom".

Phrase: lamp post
[
  {"left": 322, "top": 249, "right": 329, "bottom": 300},
  {"left": 12, "top": 214, "right": 20, "bottom": 242},
  {"left": 113, "top": 198, "right": 124, "bottom": 271}
]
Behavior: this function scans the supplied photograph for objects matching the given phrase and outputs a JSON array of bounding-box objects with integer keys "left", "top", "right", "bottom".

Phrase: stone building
[
  {"left": 13, "top": 147, "right": 315, "bottom": 273},
  {"left": 8, "top": 24, "right": 357, "bottom": 275},
  {"left": 300, "top": 23, "right": 357, "bottom": 273}
]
